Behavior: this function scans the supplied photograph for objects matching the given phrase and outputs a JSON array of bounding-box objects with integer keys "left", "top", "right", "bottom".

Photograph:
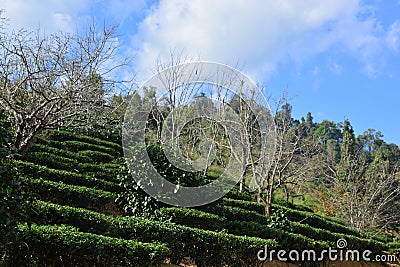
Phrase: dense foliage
[
  {"left": 0, "top": 110, "right": 27, "bottom": 265},
  {"left": 0, "top": 123, "right": 398, "bottom": 266}
]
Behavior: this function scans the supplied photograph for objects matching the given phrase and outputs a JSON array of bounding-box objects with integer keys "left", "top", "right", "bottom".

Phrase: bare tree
[
  {"left": 0, "top": 24, "right": 130, "bottom": 154},
  {"left": 322, "top": 143, "right": 400, "bottom": 234},
  {"left": 252, "top": 93, "right": 322, "bottom": 216}
]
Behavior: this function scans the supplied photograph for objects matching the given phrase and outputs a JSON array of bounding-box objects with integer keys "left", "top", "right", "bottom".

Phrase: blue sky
[{"left": 1, "top": 0, "right": 399, "bottom": 144}]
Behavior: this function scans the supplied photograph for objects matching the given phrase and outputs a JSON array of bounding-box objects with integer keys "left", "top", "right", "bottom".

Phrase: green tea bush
[
  {"left": 225, "top": 188, "right": 253, "bottom": 201},
  {"left": 387, "top": 241, "right": 400, "bottom": 257},
  {"left": 15, "top": 161, "right": 121, "bottom": 192},
  {"left": 25, "top": 178, "right": 117, "bottom": 214},
  {"left": 32, "top": 201, "right": 277, "bottom": 266},
  {"left": 77, "top": 150, "right": 114, "bottom": 163},
  {"left": 273, "top": 198, "right": 314, "bottom": 212},
  {"left": 37, "top": 137, "right": 120, "bottom": 157},
  {"left": 28, "top": 143, "right": 92, "bottom": 163},
  {"left": 24, "top": 151, "right": 80, "bottom": 171},
  {"left": 203, "top": 205, "right": 268, "bottom": 225},
  {"left": 271, "top": 204, "right": 359, "bottom": 236},
  {"left": 225, "top": 220, "right": 330, "bottom": 251},
  {"left": 63, "top": 140, "right": 120, "bottom": 157},
  {"left": 18, "top": 223, "right": 170, "bottom": 266},
  {"left": 79, "top": 162, "right": 122, "bottom": 173},
  {"left": 223, "top": 198, "right": 265, "bottom": 214},
  {"left": 154, "top": 207, "right": 226, "bottom": 231},
  {"left": 289, "top": 221, "right": 385, "bottom": 252},
  {"left": 85, "top": 171, "right": 122, "bottom": 184},
  {"left": 43, "top": 129, "right": 122, "bottom": 152},
  {"left": 24, "top": 150, "right": 122, "bottom": 175}
]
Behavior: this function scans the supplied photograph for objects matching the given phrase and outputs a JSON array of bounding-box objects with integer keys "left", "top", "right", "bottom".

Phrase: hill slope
[{"left": 15, "top": 129, "right": 400, "bottom": 266}]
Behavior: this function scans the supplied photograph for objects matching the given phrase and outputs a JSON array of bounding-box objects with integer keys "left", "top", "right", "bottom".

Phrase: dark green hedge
[
  {"left": 202, "top": 204, "right": 268, "bottom": 225},
  {"left": 289, "top": 221, "right": 385, "bottom": 252},
  {"left": 18, "top": 223, "right": 169, "bottom": 267},
  {"left": 16, "top": 161, "right": 121, "bottom": 193},
  {"left": 273, "top": 198, "right": 314, "bottom": 212},
  {"left": 153, "top": 207, "right": 338, "bottom": 253},
  {"left": 24, "top": 178, "right": 117, "bottom": 214},
  {"left": 271, "top": 204, "right": 359, "bottom": 236},
  {"left": 31, "top": 201, "right": 277, "bottom": 266},
  {"left": 29, "top": 143, "right": 115, "bottom": 164},
  {"left": 78, "top": 162, "right": 122, "bottom": 173},
  {"left": 24, "top": 151, "right": 80, "bottom": 171},
  {"left": 43, "top": 129, "right": 122, "bottom": 153},
  {"left": 84, "top": 171, "right": 122, "bottom": 184},
  {"left": 154, "top": 207, "right": 226, "bottom": 231},
  {"left": 207, "top": 199, "right": 378, "bottom": 251},
  {"left": 221, "top": 206, "right": 268, "bottom": 224},
  {"left": 36, "top": 137, "right": 120, "bottom": 157},
  {"left": 146, "top": 205, "right": 385, "bottom": 254},
  {"left": 151, "top": 205, "right": 382, "bottom": 254},
  {"left": 63, "top": 140, "right": 120, "bottom": 157},
  {"left": 225, "top": 220, "right": 330, "bottom": 251},
  {"left": 224, "top": 188, "right": 253, "bottom": 201},
  {"left": 28, "top": 143, "right": 93, "bottom": 163},
  {"left": 223, "top": 197, "right": 265, "bottom": 214},
  {"left": 77, "top": 150, "right": 114, "bottom": 163},
  {"left": 24, "top": 150, "right": 123, "bottom": 176},
  {"left": 387, "top": 241, "right": 400, "bottom": 257}
]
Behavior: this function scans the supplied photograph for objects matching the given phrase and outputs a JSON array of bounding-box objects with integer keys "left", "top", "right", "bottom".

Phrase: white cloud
[
  {"left": 0, "top": 0, "right": 92, "bottom": 32},
  {"left": 311, "top": 66, "right": 320, "bottom": 76},
  {"left": 330, "top": 63, "right": 343, "bottom": 75},
  {"left": 133, "top": 0, "right": 383, "bottom": 82},
  {"left": 362, "top": 63, "right": 379, "bottom": 78},
  {"left": 386, "top": 21, "right": 400, "bottom": 52}
]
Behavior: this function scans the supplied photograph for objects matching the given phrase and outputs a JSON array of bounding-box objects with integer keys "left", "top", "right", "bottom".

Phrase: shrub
[
  {"left": 289, "top": 221, "right": 385, "bottom": 252},
  {"left": 0, "top": 110, "right": 27, "bottom": 265},
  {"left": 28, "top": 143, "right": 92, "bottom": 163},
  {"left": 203, "top": 205, "right": 268, "bottom": 225},
  {"left": 271, "top": 204, "right": 359, "bottom": 236},
  {"left": 85, "top": 171, "right": 122, "bottom": 184},
  {"left": 24, "top": 178, "right": 117, "bottom": 214},
  {"left": 15, "top": 161, "right": 121, "bottom": 192},
  {"left": 36, "top": 138, "right": 120, "bottom": 157},
  {"left": 24, "top": 151, "right": 80, "bottom": 171},
  {"left": 32, "top": 201, "right": 277, "bottom": 266},
  {"left": 225, "top": 188, "right": 253, "bottom": 201},
  {"left": 18, "top": 223, "right": 170, "bottom": 266},
  {"left": 78, "top": 162, "right": 122, "bottom": 173},
  {"left": 154, "top": 207, "right": 226, "bottom": 231},
  {"left": 387, "top": 241, "right": 400, "bottom": 257},
  {"left": 24, "top": 150, "right": 123, "bottom": 175},
  {"left": 77, "top": 121, "right": 122, "bottom": 144},
  {"left": 77, "top": 150, "right": 114, "bottom": 163},
  {"left": 225, "top": 220, "right": 330, "bottom": 251},
  {"left": 43, "top": 129, "right": 122, "bottom": 152},
  {"left": 223, "top": 198, "right": 265, "bottom": 214},
  {"left": 273, "top": 198, "right": 314, "bottom": 212},
  {"left": 63, "top": 140, "right": 120, "bottom": 157}
]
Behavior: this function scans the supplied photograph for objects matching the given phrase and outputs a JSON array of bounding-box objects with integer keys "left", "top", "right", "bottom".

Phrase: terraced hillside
[{"left": 15, "top": 130, "right": 400, "bottom": 266}]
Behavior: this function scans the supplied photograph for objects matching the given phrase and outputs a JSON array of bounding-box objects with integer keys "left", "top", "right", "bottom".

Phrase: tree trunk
[
  {"left": 239, "top": 175, "right": 246, "bottom": 192},
  {"left": 264, "top": 199, "right": 272, "bottom": 217}
]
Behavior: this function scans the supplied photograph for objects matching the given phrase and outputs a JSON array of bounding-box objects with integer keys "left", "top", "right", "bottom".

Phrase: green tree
[
  {"left": 0, "top": 110, "right": 26, "bottom": 265},
  {"left": 337, "top": 120, "right": 357, "bottom": 181}
]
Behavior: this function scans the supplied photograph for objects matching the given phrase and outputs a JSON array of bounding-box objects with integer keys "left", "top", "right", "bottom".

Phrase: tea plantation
[{"left": 12, "top": 130, "right": 400, "bottom": 266}]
